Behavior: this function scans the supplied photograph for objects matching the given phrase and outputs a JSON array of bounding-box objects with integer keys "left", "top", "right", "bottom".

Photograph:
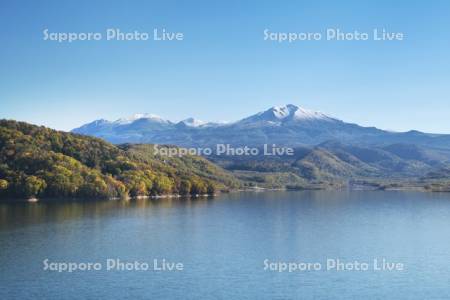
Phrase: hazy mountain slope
[
  {"left": 209, "top": 141, "right": 450, "bottom": 188},
  {"left": 294, "top": 149, "right": 359, "bottom": 180},
  {"left": 317, "top": 142, "right": 433, "bottom": 175}
]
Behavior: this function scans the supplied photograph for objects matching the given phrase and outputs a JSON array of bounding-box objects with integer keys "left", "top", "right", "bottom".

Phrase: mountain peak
[
  {"left": 71, "top": 104, "right": 450, "bottom": 149},
  {"left": 92, "top": 119, "right": 110, "bottom": 125},
  {"left": 243, "top": 104, "right": 335, "bottom": 124},
  {"left": 114, "top": 113, "right": 169, "bottom": 125},
  {"left": 179, "top": 117, "right": 206, "bottom": 127},
  {"left": 269, "top": 104, "right": 298, "bottom": 119},
  {"left": 291, "top": 106, "right": 331, "bottom": 121}
]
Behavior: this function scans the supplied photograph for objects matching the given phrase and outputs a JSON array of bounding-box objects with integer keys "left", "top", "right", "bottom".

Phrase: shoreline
[{"left": 0, "top": 185, "right": 448, "bottom": 203}]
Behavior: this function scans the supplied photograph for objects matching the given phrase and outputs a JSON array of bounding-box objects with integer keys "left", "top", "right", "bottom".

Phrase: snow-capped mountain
[
  {"left": 240, "top": 104, "right": 337, "bottom": 124},
  {"left": 236, "top": 104, "right": 339, "bottom": 129},
  {"left": 178, "top": 118, "right": 206, "bottom": 127},
  {"left": 114, "top": 113, "right": 170, "bottom": 125},
  {"left": 72, "top": 104, "right": 450, "bottom": 148}
]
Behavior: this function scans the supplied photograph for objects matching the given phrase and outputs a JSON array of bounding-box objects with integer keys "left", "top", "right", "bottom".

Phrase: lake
[{"left": 1, "top": 191, "right": 450, "bottom": 299}]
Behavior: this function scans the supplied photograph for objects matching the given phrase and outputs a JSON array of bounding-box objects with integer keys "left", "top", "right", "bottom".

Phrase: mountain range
[
  {"left": 73, "top": 104, "right": 450, "bottom": 149},
  {"left": 3, "top": 103, "right": 450, "bottom": 195},
  {"left": 69, "top": 104, "right": 450, "bottom": 190}
]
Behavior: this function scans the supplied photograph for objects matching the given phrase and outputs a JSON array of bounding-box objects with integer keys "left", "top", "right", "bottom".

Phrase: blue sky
[{"left": 0, "top": 0, "right": 449, "bottom": 132}]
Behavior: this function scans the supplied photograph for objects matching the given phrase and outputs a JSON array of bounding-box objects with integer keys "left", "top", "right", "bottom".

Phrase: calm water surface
[{"left": 1, "top": 191, "right": 450, "bottom": 299}]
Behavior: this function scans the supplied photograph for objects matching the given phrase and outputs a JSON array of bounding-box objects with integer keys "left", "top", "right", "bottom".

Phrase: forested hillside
[
  {"left": 209, "top": 142, "right": 450, "bottom": 190},
  {"left": 0, "top": 120, "right": 240, "bottom": 199}
]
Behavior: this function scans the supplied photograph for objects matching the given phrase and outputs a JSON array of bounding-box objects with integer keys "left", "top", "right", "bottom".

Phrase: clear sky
[{"left": 1, "top": 0, "right": 449, "bottom": 132}]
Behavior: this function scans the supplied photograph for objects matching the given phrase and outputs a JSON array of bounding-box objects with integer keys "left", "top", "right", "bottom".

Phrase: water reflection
[
  {"left": 0, "top": 195, "right": 216, "bottom": 231},
  {"left": 1, "top": 191, "right": 450, "bottom": 299}
]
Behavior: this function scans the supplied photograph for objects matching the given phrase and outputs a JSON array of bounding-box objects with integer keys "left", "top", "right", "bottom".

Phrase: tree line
[{"left": 0, "top": 120, "right": 239, "bottom": 199}]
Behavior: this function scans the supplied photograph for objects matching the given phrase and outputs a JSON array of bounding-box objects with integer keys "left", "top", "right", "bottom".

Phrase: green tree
[
  {"left": 0, "top": 179, "right": 8, "bottom": 190},
  {"left": 23, "top": 176, "right": 46, "bottom": 197},
  {"left": 79, "top": 173, "right": 109, "bottom": 198},
  {"left": 190, "top": 178, "right": 207, "bottom": 195},
  {"left": 206, "top": 182, "right": 216, "bottom": 195},
  {"left": 152, "top": 175, "right": 173, "bottom": 195},
  {"left": 179, "top": 180, "right": 191, "bottom": 195}
]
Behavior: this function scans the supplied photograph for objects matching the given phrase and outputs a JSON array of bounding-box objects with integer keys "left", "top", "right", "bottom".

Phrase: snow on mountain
[
  {"left": 114, "top": 113, "right": 169, "bottom": 125},
  {"left": 179, "top": 117, "right": 206, "bottom": 127},
  {"left": 75, "top": 104, "right": 335, "bottom": 132},
  {"left": 91, "top": 119, "right": 111, "bottom": 125},
  {"left": 271, "top": 105, "right": 294, "bottom": 119},
  {"left": 292, "top": 106, "right": 335, "bottom": 121},
  {"left": 239, "top": 104, "right": 337, "bottom": 124},
  {"left": 71, "top": 104, "right": 450, "bottom": 149},
  {"left": 71, "top": 118, "right": 112, "bottom": 133}
]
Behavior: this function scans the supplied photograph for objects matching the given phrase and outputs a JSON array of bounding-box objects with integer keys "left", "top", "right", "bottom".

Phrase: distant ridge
[{"left": 72, "top": 104, "right": 450, "bottom": 149}]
